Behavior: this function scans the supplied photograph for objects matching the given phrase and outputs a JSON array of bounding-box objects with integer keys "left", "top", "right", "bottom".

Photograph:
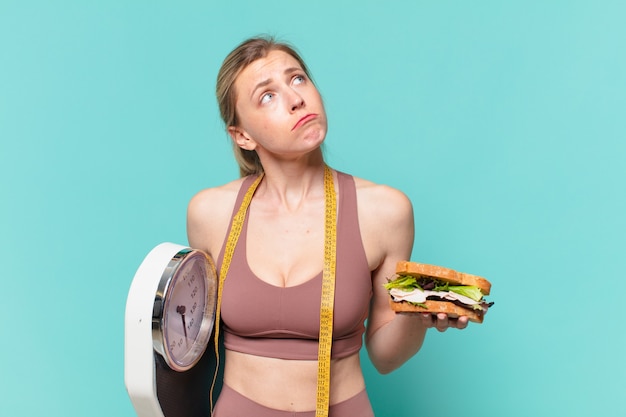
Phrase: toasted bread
[
  {"left": 395, "top": 261, "right": 491, "bottom": 295},
  {"left": 389, "top": 299, "right": 485, "bottom": 323}
]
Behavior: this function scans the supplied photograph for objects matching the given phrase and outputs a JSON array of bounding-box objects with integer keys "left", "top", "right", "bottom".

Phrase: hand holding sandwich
[{"left": 415, "top": 312, "right": 470, "bottom": 332}]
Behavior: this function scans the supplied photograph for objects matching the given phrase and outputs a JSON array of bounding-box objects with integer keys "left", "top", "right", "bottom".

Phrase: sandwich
[{"left": 385, "top": 261, "right": 493, "bottom": 323}]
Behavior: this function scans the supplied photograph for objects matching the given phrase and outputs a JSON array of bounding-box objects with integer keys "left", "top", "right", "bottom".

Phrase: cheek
[
  {"left": 239, "top": 111, "right": 282, "bottom": 142},
  {"left": 235, "top": 98, "right": 290, "bottom": 140},
  {"left": 312, "top": 90, "right": 326, "bottom": 115},
  {"left": 236, "top": 105, "right": 262, "bottom": 134},
  {"left": 253, "top": 113, "right": 279, "bottom": 132}
]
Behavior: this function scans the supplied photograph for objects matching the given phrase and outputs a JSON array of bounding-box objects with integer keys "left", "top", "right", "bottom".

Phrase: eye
[
  {"left": 260, "top": 92, "right": 274, "bottom": 104},
  {"left": 292, "top": 74, "right": 306, "bottom": 85}
]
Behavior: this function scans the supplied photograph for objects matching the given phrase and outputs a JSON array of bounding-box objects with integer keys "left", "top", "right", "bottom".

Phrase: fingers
[
  {"left": 434, "top": 313, "right": 449, "bottom": 332},
  {"left": 419, "top": 313, "right": 435, "bottom": 328},
  {"left": 420, "top": 313, "right": 469, "bottom": 332},
  {"left": 455, "top": 315, "right": 469, "bottom": 330}
]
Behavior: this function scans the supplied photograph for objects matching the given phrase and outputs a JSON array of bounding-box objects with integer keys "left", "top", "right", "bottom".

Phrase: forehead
[{"left": 235, "top": 50, "right": 303, "bottom": 94}]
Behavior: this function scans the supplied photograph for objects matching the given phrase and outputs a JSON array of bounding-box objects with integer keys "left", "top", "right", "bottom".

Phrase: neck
[{"left": 256, "top": 152, "right": 328, "bottom": 211}]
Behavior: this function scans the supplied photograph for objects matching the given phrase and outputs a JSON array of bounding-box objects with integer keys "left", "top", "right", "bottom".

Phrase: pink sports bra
[{"left": 217, "top": 171, "right": 372, "bottom": 360}]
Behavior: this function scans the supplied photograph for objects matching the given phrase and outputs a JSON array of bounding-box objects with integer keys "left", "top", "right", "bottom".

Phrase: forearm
[{"left": 365, "top": 313, "right": 428, "bottom": 374}]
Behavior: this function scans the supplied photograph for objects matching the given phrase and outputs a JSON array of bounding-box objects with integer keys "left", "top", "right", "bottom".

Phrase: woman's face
[{"left": 229, "top": 50, "right": 327, "bottom": 159}]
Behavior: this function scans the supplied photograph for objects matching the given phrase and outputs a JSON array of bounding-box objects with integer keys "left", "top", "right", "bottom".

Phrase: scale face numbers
[{"left": 153, "top": 249, "right": 217, "bottom": 372}]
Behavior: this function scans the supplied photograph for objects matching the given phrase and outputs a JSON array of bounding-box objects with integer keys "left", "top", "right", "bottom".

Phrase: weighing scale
[{"left": 124, "top": 243, "right": 222, "bottom": 417}]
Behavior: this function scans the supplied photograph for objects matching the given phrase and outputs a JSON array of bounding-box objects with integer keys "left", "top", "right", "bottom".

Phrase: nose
[{"left": 289, "top": 90, "right": 305, "bottom": 112}]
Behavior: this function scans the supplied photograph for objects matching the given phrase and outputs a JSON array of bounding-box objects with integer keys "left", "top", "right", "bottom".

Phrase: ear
[{"left": 228, "top": 126, "right": 257, "bottom": 151}]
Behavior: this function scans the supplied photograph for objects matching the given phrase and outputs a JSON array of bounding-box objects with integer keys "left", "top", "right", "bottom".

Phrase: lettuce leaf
[
  {"left": 408, "top": 301, "right": 428, "bottom": 309},
  {"left": 385, "top": 275, "right": 485, "bottom": 303},
  {"left": 447, "top": 285, "right": 483, "bottom": 302},
  {"left": 383, "top": 276, "right": 420, "bottom": 291}
]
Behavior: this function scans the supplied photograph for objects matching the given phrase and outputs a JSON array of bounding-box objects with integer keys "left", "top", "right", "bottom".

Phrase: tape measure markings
[{"left": 316, "top": 165, "right": 337, "bottom": 417}]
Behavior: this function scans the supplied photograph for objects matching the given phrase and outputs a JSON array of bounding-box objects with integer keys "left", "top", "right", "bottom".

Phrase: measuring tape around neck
[{"left": 211, "top": 166, "right": 337, "bottom": 417}]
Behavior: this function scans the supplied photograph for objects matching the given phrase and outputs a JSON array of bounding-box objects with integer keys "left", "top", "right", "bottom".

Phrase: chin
[
  {"left": 303, "top": 122, "right": 327, "bottom": 142},
  {"left": 303, "top": 133, "right": 326, "bottom": 151}
]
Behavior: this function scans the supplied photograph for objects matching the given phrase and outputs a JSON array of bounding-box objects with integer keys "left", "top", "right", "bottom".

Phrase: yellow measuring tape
[
  {"left": 211, "top": 165, "right": 337, "bottom": 417},
  {"left": 316, "top": 165, "right": 337, "bottom": 417},
  {"left": 210, "top": 172, "right": 263, "bottom": 410}
]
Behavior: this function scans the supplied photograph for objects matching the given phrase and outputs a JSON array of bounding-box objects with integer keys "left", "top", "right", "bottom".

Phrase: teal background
[{"left": 1, "top": 1, "right": 625, "bottom": 416}]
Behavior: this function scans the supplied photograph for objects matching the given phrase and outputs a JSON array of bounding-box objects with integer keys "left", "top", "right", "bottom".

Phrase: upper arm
[
  {"left": 186, "top": 182, "right": 240, "bottom": 260},
  {"left": 359, "top": 184, "right": 415, "bottom": 343},
  {"left": 186, "top": 190, "right": 213, "bottom": 252}
]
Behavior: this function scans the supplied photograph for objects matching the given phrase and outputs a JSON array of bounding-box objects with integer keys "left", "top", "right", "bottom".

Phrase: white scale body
[{"left": 124, "top": 243, "right": 218, "bottom": 416}]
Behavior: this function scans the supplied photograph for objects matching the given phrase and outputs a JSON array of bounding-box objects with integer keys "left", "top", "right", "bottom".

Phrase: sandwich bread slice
[{"left": 385, "top": 261, "right": 493, "bottom": 323}]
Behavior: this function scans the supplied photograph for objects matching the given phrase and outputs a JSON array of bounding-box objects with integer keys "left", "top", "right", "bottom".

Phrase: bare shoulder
[
  {"left": 188, "top": 178, "right": 244, "bottom": 216},
  {"left": 353, "top": 176, "right": 414, "bottom": 227},
  {"left": 186, "top": 178, "right": 246, "bottom": 258},
  {"left": 352, "top": 175, "right": 414, "bottom": 270}
]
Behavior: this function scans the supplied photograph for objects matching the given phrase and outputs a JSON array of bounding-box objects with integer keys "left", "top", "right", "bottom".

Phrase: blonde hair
[{"left": 216, "top": 36, "right": 312, "bottom": 177}]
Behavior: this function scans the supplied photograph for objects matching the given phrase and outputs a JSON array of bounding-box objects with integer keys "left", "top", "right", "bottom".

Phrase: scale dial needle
[{"left": 176, "top": 305, "right": 188, "bottom": 345}]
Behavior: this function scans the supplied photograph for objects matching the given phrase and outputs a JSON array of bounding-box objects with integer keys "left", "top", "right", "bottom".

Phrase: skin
[{"left": 187, "top": 50, "right": 467, "bottom": 412}]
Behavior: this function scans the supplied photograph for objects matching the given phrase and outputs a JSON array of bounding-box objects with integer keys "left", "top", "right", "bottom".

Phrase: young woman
[{"left": 187, "top": 36, "right": 468, "bottom": 417}]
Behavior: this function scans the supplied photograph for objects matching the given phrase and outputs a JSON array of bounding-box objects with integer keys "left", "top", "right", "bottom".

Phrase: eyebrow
[{"left": 250, "top": 66, "right": 303, "bottom": 99}]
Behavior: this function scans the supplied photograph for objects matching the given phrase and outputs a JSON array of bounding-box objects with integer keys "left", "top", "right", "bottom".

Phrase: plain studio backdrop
[{"left": 1, "top": 1, "right": 624, "bottom": 416}]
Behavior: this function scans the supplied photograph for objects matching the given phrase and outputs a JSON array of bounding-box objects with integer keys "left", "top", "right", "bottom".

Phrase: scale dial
[{"left": 152, "top": 249, "right": 216, "bottom": 372}]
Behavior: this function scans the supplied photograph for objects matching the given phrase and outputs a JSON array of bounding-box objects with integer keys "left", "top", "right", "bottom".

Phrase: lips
[{"left": 291, "top": 114, "right": 318, "bottom": 131}]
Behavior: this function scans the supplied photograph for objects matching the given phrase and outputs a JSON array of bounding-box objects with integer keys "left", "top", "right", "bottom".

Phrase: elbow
[
  {"left": 374, "top": 363, "right": 397, "bottom": 375},
  {"left": 365, "top": 339, "right": 403, "bottom": 375},
  {"left": 367, "top": 342, "right": 425, "bottom": 375},
  {"left": 367, "top": 353, "right": 402, "bottom": 375}
]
